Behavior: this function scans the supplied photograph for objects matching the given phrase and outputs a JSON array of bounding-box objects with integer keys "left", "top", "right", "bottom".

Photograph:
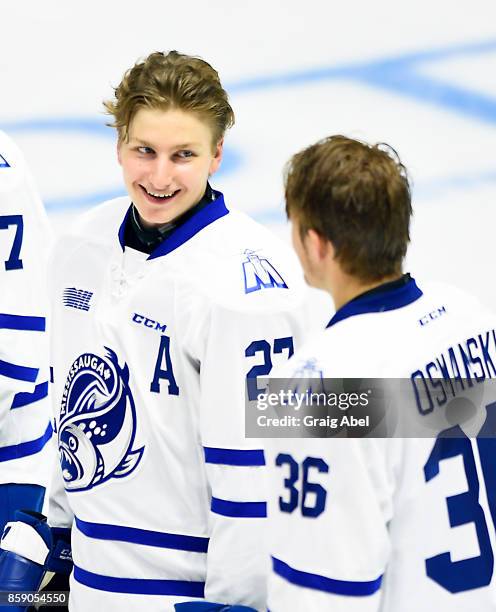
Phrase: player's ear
[
  {"left": 116, "top": 140, "right": 122, "bottom": 166},
  {"left": 307, "top": 229, "right": 331, "bottom": 263},
  {"left": 209, "top": 138, "right": 224, "bottom": 176}
]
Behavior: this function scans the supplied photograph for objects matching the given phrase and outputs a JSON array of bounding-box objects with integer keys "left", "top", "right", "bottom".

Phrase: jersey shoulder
[
  {"left": 0, "top": 131, "right": 41, "bottom": 208},
  {"left": 184, "top": 208, "right": 308, "bottom": 314},
  {"left": 0, "top": 130, "right": 26, "bottom": 193},
  {"left": 278, "top": 279, "right": 496, "bottom": 378},
  {"left": 68, "top": 196, "right": 129, "bottom": 241},
  {"left": 52, "top": 196, "right": 129, "bottom": 253}
]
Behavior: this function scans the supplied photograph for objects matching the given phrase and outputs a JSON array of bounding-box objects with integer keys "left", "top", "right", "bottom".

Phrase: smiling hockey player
[{"left": 0, "top": 51, "right": 313, "bottom": 611}]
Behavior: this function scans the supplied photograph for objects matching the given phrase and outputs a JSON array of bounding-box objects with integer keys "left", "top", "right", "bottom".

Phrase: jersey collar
[
  {"left": 118, "top": 190, "right": 229, "bottom": 259},
  {"left": 326, "top": 274, "right": 423, "bottom": 328}
]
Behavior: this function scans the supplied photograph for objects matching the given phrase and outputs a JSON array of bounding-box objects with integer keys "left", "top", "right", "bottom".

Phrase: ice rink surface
[{"left": 1, "top": 0, "right": 496, "bottom": 307}]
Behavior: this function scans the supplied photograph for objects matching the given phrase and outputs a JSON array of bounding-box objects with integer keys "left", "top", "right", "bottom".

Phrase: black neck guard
[{"left": 124, "top": 183, "right": 216, "bottom": 254}]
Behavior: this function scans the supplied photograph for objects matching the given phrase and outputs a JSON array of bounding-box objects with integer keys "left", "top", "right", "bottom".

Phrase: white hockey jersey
[
  {"left": 0, "top": 131, "right": 53, "bottom": 488},
  {"left": 48, "top": 192, "right": 315, "bottom": 611},
  {"left": 265, "top": 276, "right": 496, "bottom": 611}
]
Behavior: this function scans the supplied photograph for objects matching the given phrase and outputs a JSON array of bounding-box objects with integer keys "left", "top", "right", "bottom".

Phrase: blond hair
[{"left": 104, "top": 50, "right": 235, "bottom": 146}]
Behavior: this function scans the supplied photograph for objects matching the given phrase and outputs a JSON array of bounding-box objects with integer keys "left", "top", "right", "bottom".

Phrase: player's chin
[
  {"left": 134, "top": 197, "right": 177, "bottom": 224},
  {"left": 140, "top": 207, "right": 175, "bottom": 226}
]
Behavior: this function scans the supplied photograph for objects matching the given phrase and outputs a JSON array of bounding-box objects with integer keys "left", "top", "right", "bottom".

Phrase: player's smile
[
  {"left": 139, "top": 185, "right": 181, "bottom": 204},
  {"left": 118, "top": 108, "right": 223, "bottom": 228}
]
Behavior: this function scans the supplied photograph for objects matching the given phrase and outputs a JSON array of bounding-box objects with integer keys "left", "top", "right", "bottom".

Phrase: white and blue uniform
[
  {"left": 48, "top": 192, "right": 315, "bottom": 611},
  {"left": 265, "top": 276, "right": 496, "bottom": 611},
  {"left": 0, "top": 131, "right": 53, "bottom": 524}
]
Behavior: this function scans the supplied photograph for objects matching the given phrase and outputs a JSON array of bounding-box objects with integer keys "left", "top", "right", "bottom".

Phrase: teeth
[{"left": 146, "top": 189, "right": 177, "bottom": 198}]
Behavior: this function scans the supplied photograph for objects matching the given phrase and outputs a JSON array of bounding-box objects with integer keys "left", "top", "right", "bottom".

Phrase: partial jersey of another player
[
  {"left": 265, "top": 277, "right": 496, "bottom": 611},
  {"left": 0, "top": 131, "right": 54, "bottom": 529}
]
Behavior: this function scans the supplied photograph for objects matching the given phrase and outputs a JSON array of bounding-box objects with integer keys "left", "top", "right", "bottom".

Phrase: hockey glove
[{"left": 0, "top": 510, "right": 72, "bottom": 611}]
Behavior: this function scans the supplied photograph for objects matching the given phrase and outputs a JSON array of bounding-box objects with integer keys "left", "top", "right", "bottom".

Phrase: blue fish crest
[{"left": 58, "top": 347, "right": 144, "bottom": 492}]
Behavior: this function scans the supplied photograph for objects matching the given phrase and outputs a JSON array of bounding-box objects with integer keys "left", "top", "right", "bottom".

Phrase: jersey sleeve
[
  {"left": 265, "top": 436, "right": 397, "bottom": 612},
  {"left": 195, "top": 297, "right": 308, "bottom": 610}
]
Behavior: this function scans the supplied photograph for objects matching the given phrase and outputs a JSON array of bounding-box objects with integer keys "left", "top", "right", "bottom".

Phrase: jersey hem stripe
[
  {"left": 0, "top": 313, "right": 46, "bottom": 331},
  {"left": 203, "top": 447, "right": 266, "bottom": 466},
  {"left": 73, "top": 565, "right": 205, "bottom": 597},
  {"left": 0, "top": 421, "right": 53, "bottom": 462},
  {"left": 272, "top": 556, "right": 383, "bottom": 596},
  {"left": 75, "top": 517, "right": 209, "bottom": 552},
  {"left": 11, "top": 381, "right": 49, "bottom": 409},
  {"left": 211, "top": 497, "right": 267, "bottom": 518},
  {"left": 0, "top": 359, "right": 39, "bottom": 382}
]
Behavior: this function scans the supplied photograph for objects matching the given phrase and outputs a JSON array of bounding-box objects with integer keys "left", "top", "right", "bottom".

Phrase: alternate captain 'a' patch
[
  {"left": 0, "top": 153, "right": 11, "bottom": 168},
  {"left": 242, "top": 249, "right": 288, "bottom": 294},
  {"left": 63, "top": 287, "right": 93, "bottom": 311}
]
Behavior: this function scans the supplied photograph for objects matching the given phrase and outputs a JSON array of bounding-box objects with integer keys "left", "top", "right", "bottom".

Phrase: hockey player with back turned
[
  {"left": 0, "top": 52, "right": 314, "bottom": 611},
  {"left": 265, "top": 135, "right": 496, "bottom": 611}
]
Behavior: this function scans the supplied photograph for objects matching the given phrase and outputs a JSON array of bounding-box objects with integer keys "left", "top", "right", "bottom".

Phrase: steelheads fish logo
[{"left": 58, "top": 347, "right": 144, "bottom": 492}]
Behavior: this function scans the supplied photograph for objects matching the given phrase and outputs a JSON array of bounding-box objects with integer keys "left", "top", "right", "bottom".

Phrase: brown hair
[
  {"left": 285, "top": 135, "right": 412, "bottom": 282},
  {"left": 104, "top": 50, "right": 235, "bottom": 146}
]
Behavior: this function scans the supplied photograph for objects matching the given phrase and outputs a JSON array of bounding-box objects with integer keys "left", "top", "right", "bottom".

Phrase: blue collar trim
[
  {"left": 118, "top": 208, "right": 130, "bottom": 251},
  {"left": 117, "top": 191, "right": 229, "bottom": 259},
  {"left": 326, "top": 276, "right": 423, "bottom": 328}
]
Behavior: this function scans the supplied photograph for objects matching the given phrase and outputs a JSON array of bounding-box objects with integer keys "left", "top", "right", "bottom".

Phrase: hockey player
[
  {"left": 264, "top": 135, "right": 496, "bottom": 610},
  {"left": 0, "top": 132, "right": 54, "bottom": 534},
  {"left": 0, "top": 52, "right": 314, "bottom": 611}
]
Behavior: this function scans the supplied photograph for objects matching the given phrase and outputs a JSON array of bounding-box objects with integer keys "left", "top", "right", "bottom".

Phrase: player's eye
[
  {"left": 137, "top": 146, "right": 154, "bottom": 155},
  {"left": 175, "top": 150, "right": 194, "bottom": 159}
]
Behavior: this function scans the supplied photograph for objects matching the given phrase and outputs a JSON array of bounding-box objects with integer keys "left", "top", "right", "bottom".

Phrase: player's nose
[{"left": 149, "top": 155, "right": 174, "bottom": 190}]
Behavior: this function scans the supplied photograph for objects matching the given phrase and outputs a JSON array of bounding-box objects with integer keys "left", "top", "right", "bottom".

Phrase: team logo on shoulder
[
  {"left": 63, "top": 287, "right": 93, "bottom": 312},
  {"left": 58, "top": 347, "right": 144, "bottom": 492},
  {"left": 290, "top": 359, "right": 325, "bottom": 393},
  {"left": 242, "top": 249, "right": 288, "bottom": 294},
  {"left": 0, "top": 153, "right": 10, "bottom": 168}
]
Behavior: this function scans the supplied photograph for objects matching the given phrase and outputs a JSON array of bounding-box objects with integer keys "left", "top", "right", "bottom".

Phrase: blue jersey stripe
[
  {"left": 0, "top": 359, "right": 39, "bottom": 382},
  {"left": 211, "top": 497, "right": 267, "bottom": 518},
  {"left": 204, "top": 447, "right": 266, "bottom": 466},
  {"left": 0, "top": 314, "right": 46, "bottom": 331},
  {"left": 272, "top": 556, "right": 383, "bottom": 596},
  {"left": 11, "top": 381, "right": 49, "bottom": 409},
  {"left": 75, "top": 517, "right": 209, "bottom": 553},
  {"left": 73, "top": 565, "right": 205, "bottom": 597},
  {"left": 0, "top": 422, "right": 53, "bottom": 463}
]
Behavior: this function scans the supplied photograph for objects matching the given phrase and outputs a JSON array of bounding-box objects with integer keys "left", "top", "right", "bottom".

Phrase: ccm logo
[
  {"left": 419, "top": 306, "right": 446, "bottom": 327},
  {"left": 132, "top": 313, "right": 167, "bottom": 333}
]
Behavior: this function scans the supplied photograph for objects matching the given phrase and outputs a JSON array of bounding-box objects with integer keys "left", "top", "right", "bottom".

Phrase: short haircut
[
  {"left": 285, "top": 135, "right": 412, "bottom": 282},
  {"left": 104, "top": 50, "right": 235, "bottom": 146}
]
